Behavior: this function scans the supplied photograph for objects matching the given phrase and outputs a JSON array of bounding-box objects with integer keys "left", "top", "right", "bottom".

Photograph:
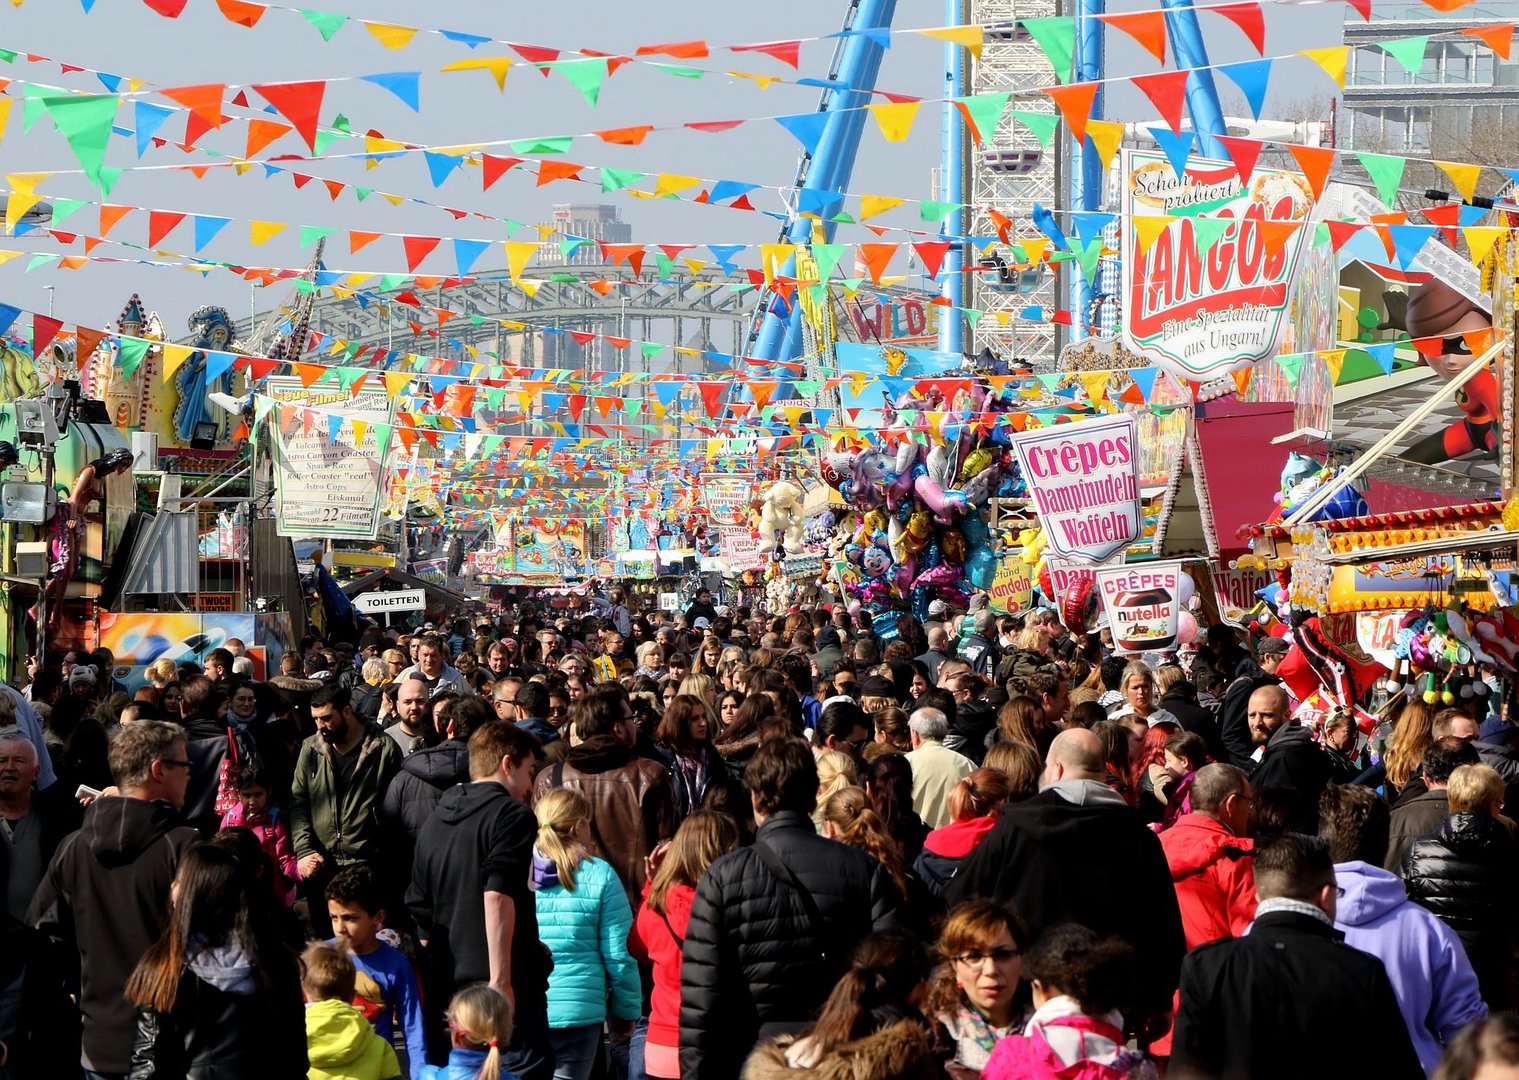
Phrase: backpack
[{"left": 985, "top": 1016, "right": 1138, "bottom": 1080}]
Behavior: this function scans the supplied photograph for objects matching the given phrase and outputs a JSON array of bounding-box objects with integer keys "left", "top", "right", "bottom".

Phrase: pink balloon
[
  {"left": 1177, "top": 611, "right": 1199, "bottom": 645},
  {"left": 914, "top": 474, "right": 968, "bottom": 524}
]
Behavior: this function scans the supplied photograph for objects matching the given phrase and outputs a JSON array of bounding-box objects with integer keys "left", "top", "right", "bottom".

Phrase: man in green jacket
[{"left": 292, "top": 683, "right": 403, "bottom": 936}]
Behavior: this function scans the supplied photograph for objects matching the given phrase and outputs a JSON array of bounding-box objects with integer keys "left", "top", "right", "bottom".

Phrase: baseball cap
[
  {"left": 69, "top": 666, "right": 97, "bottom": 688},
  {"left": 693, "top": 617, "right": 711, "bottom": 630},
  {"left": 928, "top": 599, "right": 949, "bottom": 616},
  {"left": 1257, "top": 636, "right": 1290, "bottom": 656}
]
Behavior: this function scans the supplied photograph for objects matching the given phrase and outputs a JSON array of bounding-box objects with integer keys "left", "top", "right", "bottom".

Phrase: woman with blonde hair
[
  {"left": 418, "top": 984, "right": 514, "bottom": 1080},
  {"left": 819, "top": 787, "right": 911, "bottom": 901},
  {"left": 982, "top": 742, "right": 1041, "bottom": 800},
  {"left": 915, "top": 768, "right": 1015, "bottom": 897},
  {"left": 630, "top": 811, "right": 741, "bottom": 1078},
  {"left": 531, "top": 789, "right": 641, "bottom": 1079},
  {"left": 677, "top": 673, "right": 720, "bottom": 723},
  {"left": 924, "top": 899, "right": 1032, "bottom": 1075},
  {"left": 146, "top": 656, "right": 178, "bottom": 690},
  {"left": 1384, "top": 697, "right": 1439, "bottom": 802},
  {"left": 812, "top": 750, "right": 857, "bottom": 833}
]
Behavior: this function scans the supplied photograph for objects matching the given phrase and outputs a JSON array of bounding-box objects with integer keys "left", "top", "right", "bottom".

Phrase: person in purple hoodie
[{"left": 1318, "top": 785, "right": 1486, "bottom": 1072}]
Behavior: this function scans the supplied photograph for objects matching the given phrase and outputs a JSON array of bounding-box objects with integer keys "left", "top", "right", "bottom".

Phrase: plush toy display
[{"left": 756, "top": 480, "right": 805, "bottom": 556}]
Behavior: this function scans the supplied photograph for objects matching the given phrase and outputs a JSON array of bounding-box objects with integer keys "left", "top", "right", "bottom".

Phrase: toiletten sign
[{"left": 1010, "top": 413, "right": 1141, "bottom": 562}]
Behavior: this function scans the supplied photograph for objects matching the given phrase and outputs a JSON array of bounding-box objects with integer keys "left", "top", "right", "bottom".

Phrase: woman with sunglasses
[{"left": 925, "top": 899, "right": 1032, "bottom": 1077}]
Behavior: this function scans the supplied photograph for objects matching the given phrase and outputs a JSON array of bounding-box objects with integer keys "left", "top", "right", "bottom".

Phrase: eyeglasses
[
  {"left": 951, "top": 946, "right": 1020, "bottom": 966},
  {"left": 158, "top": 758, "right": 194, "bottom": 770},
  {"left": 495, "top": 698, "right": 517, "bottom": 708}
]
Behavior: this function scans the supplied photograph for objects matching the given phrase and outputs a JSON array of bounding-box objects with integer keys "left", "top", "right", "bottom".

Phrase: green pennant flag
[
  {"left": 557, "top": 240, "right": 580, "bottom": 259},
  {"left": 1008, "top": 110, "right": 1059, "bottom": 148},
  {"left": 338, "top": 367, "right": 365, "bottom": 391},
  {"left": 331, "top": 114, "right": 351, "bottom": 134},
  {"left": 294, "top": 280, "right": 317, "bottom": 294},
  {"left": 648, "top": 63, "right": 704, "bottom": 79},
  {"left": 962, "top": 307, "right": 984, "bottom": 325},
  {"left": 1275, "top": 352, "right": 1304, "bottom": 387},
  {"left": 545, "top": 58, "right": 608, "bottom": 106},
  {"left": 297, "top": 8, "right": 348, "bottom": 41},
  {"left": 119, "top": 336, "right": 150, "bottom": 380},
  {"left": 954, "top": 92, "right": 1011, "bottom": 141},
  {"left": 794, "top": 379, "right": 823, "bottom": 397},
  {"left": 20, "top": 83, "right": 56, "bottom": 134},
  {"left": 1020, "top": 18, "right": 1076, "bottom": 83},
  {"left": 312, "top": 128, "right": 343, "bottom": 155},
  {"left": 624, "top": 398, "right": 643, "bottom": 417},
  {"left": 655, "top": 252, "right": 674, "bottom": 278},
  {"left": 1312, "top": 221, "right": 1331, "bottom": 249},
  {"left": 378, "top": 274, "right": 406, "bottom": 291},
  {"left": 353, "top": 187, "right": 372, "bottom": 201},
  {"left": 1193, "top": 217, "right": 1232, "bottom": 256},
  {"left": 1073, "top": 238, "right": 1105, "bottom": 285},
  {"left": 812, "top": 243, "right": 847, "bottom": 281},
  {"left": 831, "top": 211, "right": 856, "bottom": 224},
  {"left": 0, "top": 48, "right": 16, "bottom": 63},
  {"left": 24, "top": 254, "right": 57, "bottom": 274},
  {"left": 600, "top": 167, "right": 644, "bottom": 193},
  {"left": 95, "top": 166, "right": 123, "bottom": 198},
  {"left": 1380, "top": 35, "right": 1431, "bottom": 76},
  {"left": 1357, "top": 151, "right": 1406, "bottom": 207},
  {"left": 920, "top": 200, "right": 960, "bottom": 223},
  {"left": 639, "top": 341, "right": 662, "bottom": 360},
  {"left": 511, "top": 136, "right": 574, "bottom": 155},
  {"left": 299, "top": 225, "right": 333, "bottom": 248},
  {"left": 49, "top": 198, "right": 87, "bottom": 224}
]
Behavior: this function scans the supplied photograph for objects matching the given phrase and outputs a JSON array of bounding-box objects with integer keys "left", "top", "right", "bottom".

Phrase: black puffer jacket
[
  {"left": 1402, "top": 812, "right": 1519, "bottom": 1005},
  {"left": 680, "top": 810, "right": 902, "bottom": 1080},
  {"left": 1218, "top": 659, "right": 1277, "bottom": 771},
  {"left": 382, "top": 739, "right": 470, "bottom": 843},
  {"left": 128, "top": 964, "right": 306, "bottom": 1080}
]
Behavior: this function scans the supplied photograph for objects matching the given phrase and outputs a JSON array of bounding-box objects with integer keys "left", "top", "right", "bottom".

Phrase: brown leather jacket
[{"left": 534, "top": 734, "right": 678, "bottom": 908}]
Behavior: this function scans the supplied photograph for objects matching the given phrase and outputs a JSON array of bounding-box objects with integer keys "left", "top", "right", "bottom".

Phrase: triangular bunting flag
[
  {"left": 1299, "top": 46, "right": 1350, "bottom": 88},
  {"left": 1217, "top": 59, "right": 1272, "bottom": 120},
  {"left": 1042, "top": 82, "right": 1098, "bottom": 145},
  {"left": 1131, "top": 70, "right": 1190, "bottom": 134},
  {"left": 1357, "top": 152, "right": 1406, "bottom": 206},
  {"left": 1211, "top": 3, "right": 1267, "bottom": 54},
  {"left": 1288, "top": 143, "right": 1335, "bottom": 198},
  {"left": 1021, "top": 17, "right": 1076, "bottom": 82},
  {"left": 1085, "top": 120, "right": 1125, "bottom": 169},
  {"left": 1097, "top": 10, "right": 1167, "bottom": 62},
  {"left": 252, "top": 81, "right": 325, "bottom": 150}
]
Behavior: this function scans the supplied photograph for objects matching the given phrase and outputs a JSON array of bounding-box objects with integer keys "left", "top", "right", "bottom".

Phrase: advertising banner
[
  {"left": 1121, "top": 149, "right": 1315, "bottom": 382},
  {"left": 264, "top": 376, "right": 395, "bottom": 540},
  {"left": 700, "top": 473, "right": 755, "bottom": 527},
  {"left": 719, "top": 527, "right": 766, "bottom": 572},
  {"left": 1009, "top": 413, "right": 1140, "bottom": 562},
  {"left": 1044, "top": 556, "right": 1109, "bottom": 598},
  {"left": 987, "top": 555, "right": 1033, "bottom": 616},
  {"left": 1094, "top": 560, "right": 1187, "bottom": 653},
  {"left": 1210, "top": 566, "right": 1275, "bottom": 629}
]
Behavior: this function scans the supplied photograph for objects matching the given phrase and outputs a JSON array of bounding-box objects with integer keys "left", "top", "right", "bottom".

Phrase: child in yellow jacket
[{"left": 303, "top": 943, "right": 403, "bottom": 1080}]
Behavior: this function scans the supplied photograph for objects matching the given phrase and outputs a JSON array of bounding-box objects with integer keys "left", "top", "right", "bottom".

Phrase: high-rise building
[
  {"left": 550, "top": 204, "right": 634, "bottom": 265},
  {"left": 1340, "top": 2, "right": 1519, "bottom": 157}
]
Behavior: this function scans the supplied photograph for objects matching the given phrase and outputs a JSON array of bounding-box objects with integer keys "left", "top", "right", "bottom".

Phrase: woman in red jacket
[{"left": 629, "top": 810, "right": 740, "bottom": 1078}]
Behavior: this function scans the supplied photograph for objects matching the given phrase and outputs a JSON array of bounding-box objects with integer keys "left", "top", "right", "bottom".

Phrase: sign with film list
[
  {"left": 1010, "top": 413, "right": 1141, "bottom": 563},
  {"left": 1094, "top": 560, "right": 1187, "bottom": 653}
]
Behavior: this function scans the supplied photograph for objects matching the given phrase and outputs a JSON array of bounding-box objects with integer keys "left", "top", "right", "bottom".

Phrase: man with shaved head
[
  {"left": 1248, "top": 683, "right": 1336, "bottom": 824},
  {"left": 945, "top": 727, "right": 1185, "bottom": 1036}
]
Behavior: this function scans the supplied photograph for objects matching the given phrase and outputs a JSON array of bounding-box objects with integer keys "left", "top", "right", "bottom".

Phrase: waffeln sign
[{"left": 1010, "top": 414, "right": 1141, "bottom": 563}]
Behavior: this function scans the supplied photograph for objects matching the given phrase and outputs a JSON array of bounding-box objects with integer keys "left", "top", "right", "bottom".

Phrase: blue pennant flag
[
  {"left": 774, "top": 112, "right": 831, "bottom": 156},
  {"left": 1070, "top": 211, "right": 1116, "bottom": 247},
  {"left": 440, "top": 29, "right": 491, "bottom": 47},
  {"left": 133, "top": 101, "right": 174, "bottom": 157},
  {"left": 193, "top": 215, "right": 230, "bottom": 252},
  {"left": 708, "top": 180, "right": 759, "bottom": 204},
  {"left": 1149, "top": 127, "right": 1196, "bottom": 181},
  {"left": 1217, "top": 59, "right": 1273, "bottom": 121},
  {"left": 1128, "top": 367, "right": 1159, "bottom": 400},
  {"left": 0, "top": 304, "right": 20, "bottom": 338},
  {"left": 1365, "top": 342, "right": 1396, "bottom": 375},
  {"left": 707, "top": 244, "right": 745, "bottom": 272},
  {"left": 1031, "top": 204, "right": 1069, "bottom": 251},
  {"left": 1386, "top": 224, "right": 1435, "bottom": 269},
  {"left": 360, "top": 72, "right": 421, "bottom": 112},
  {"left": 452, "top": 239, "right": 490, "bottom": 276},
  {"left": 798, "top": 188, "right": 844, "bottom": 218},
  {"left": 423, "top": 151, "right": 463, "bottom": 187}
]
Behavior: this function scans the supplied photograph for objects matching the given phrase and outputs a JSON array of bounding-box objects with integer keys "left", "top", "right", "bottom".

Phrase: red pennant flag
[
  {"left": 1461, "top": 23, "right": 1514, "bottom": 60},
  {"left": 1412, "top": 335, "right": 1445, "bottom": 360},
  {"left": 1287, "top": 143, "right": 1335, "bottom": 199},
  {"left": 1131, "top": 70, "right": 1190, "bottom": 135},
  {"left": 1342, "top": 0, "right": 1370, "bottom": 19},
  {"left": 1042, "top": 82, "right": 1099, "bottom": 146},
  {"left": 510, "top": 43, "right": 560, "bottom": 68},
  {"left": 601, "top": 243, "right": 646, "bottom": 276},
  {"left": 160, "top": 84, "right": 227, "bottom": 145},
  {"left": 1211, "top": 3, "right": 1267, "bottom": 54},
  {"left": 322, "top": 179, "right": 345, "bottom": 200},
  {"left": 686, "top": 119, "right": 744, "bottom": 134},
  {"left": 147, "top": 211, "right": 186, "bottom": 247},
  {"left": 252, "top": 81, "right": 326, "bottom": 152},
  {"left": 482, "top": 155, "right": 524, "bottom": 191},
  {"left": 31, "top": 316, "right": 61, "bottom": 358},
  {"left": 696, "top": 382, "right": 727, "bottom": 418},
  {"left": 730, "top": 40, "right": 802, "bottom": 68},
  {"left": 246, "top": 358, "right": 279, "bottom": 381},
  {"left": 912, "top": 241, "right": 952, "bottom": 280},
  {"left": 536, "top": 161, "right": 584, "bottom": 186},
  {"left": 1216, "top": 135, "right": 1264, "bottom": 186},
  {"left": 245, "top": 118, "right": 291, "bottom": 157},
  {"left": 1325, "top": 220, "right": 1361, "bottom": 252},
  {"left": 1097, "top": 10, "right": 1167, "bottom": 62},
  {"left": 1421, "top": 203, "right": 1462, "bottom": 247},
  {"left": 142, "top": 0, "right": 189, "bottom": 16}
]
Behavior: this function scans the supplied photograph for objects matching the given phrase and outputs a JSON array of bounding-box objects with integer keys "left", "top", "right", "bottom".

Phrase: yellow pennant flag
[
  {"left": 870, "top": 101, "right": 921, "bottom": 143},
  {"left": 1463, "top": 225, "right": 1504, "bottom": 268},
  {"left": 682, "top": 258, "right": 707, "bottom": 275},
  {"left": 1085, "top": 120, "right": 1125, "bottom": 170},
  {"left": 729, "top": 71, "right": 779, "bottom": 90},
  {"left": 4, "top": 172, "right": 50, "bottom": 236},
  {"left": 518, "top": 279, "right": 542, "bottom": 299},
  {"left": 1079, "top": 372, "right": 1110, "bottom": 406},
  {"left": 0, "top": 251, "right": 21, "bottom": 267},
  {"left": 1298, "top": 46, "right": 1349, "bottom": 88},
  {"left": 1021, "top": 238, "right": 1051, "bottom": 264},
  {"left": 760, "top": 243, "right": 791, "bottom": 284},
  {"left": 783, "top": 405, "right": 807, "bottom": 429},
  {"left": 364, "top": 22, "right": 418, "bottom": 49},
  {"left": 503, "top": 241, "right": 539, "bottom": 284},
  {"left": 441, "top": 56, "right": 513, "bottom": 91},
  {"left": 1132, "top": 215, "right": 1172, "bottom": 255},
  {"left": 161, "top": 343, "right": 193, "bottom": 380},
  {"left": 1436, "top": 161, "right": 1482, "bottom": 204},
  {"left": 350, "top": 419, "right": 368, "bottom": 444},
  {"left": 1321, "top": 348, "right": 1347, "bottom": 384},
  {"left": 382, "top": 371, "right": 411, "bottom": 399},
  {"left": 250, "top": 221, "right": 287, "bottom": 245},
  {"left": 654, "top": 174, "right": 702, "bottom": 198},
  {"left": 859, "top": 194, "right": 905, "bottom": 221},
  {"left": 920, "top": 24, "right": 984, "bottom": 60},
  {"left": 345, "top": 273, "right": 377, "bottom": 288},
  {"left": 0, "top": 99, "right": 13, "bottom": 153}
]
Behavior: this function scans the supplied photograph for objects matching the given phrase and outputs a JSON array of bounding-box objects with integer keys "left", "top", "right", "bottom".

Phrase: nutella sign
[
  {"left": 1094, "top": 561, "right": 1186, "bottom": 654},
  {"left": 1121, "top": 149, "right": 1314, "bottom": 381},
  {"left": 1010, "top": 414, "right": 1140, "bottom": 563}
]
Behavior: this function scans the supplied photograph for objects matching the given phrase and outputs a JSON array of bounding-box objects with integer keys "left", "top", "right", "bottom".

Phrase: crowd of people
[{"left": 5, "top": 582, "right": 1519, "bottom": 1079}]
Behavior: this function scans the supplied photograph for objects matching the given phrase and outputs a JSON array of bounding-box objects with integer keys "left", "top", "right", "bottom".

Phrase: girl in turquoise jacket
[{"left": 531, "top": 788, "right": 641, "bottom": 1080}]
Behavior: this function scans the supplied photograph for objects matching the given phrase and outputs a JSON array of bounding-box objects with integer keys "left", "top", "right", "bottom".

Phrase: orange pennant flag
[
  {"left": 1042, "top": 82, "right": 1098, "bottom": 146},
  {"left": 244, "top": 118, "right": 291, "bottom": 157},
  {"left": 1461, "top": 23, "right": 1514, "bottom": 60},
  {"left": 858, "top": 243, "right": 898, "bottom": 284},
  {"left": 98, "top": 204, "right": 133, "bottom": 238},
  {"left": 349, "top": 231, "right": 382, "bottom": 254},
  {"left": 1258, "top": 219, "right": 1302, "bottom": 258},
  {"left": 536, "top": 161, "right": 584, "bottom": 186},
  {"left": 1099, "top": 10, "right": 1168, "bottom": 63},
  {"left": 159, "top": 84, "right": 227, "bottom": 145},
  {"left": 1287, "top": 143, "right": 1335, "bottom": 199},
  {"left": 215, "top": 0, "right": 266, "bottom": 27}
]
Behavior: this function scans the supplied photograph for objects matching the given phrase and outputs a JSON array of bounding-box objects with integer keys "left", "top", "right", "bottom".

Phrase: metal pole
[
  {"left": 938, "top": 0, "right": 968, "bottom": 355},
  {"left": 34, "top": 446, "right": 53, "bottom": 671},
  {"left": 1160, "top": 0, "right": 1229, "bottom": 160},
  {"left": 1074, "top": 0, "right": 1106, "bottom": 337}
]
